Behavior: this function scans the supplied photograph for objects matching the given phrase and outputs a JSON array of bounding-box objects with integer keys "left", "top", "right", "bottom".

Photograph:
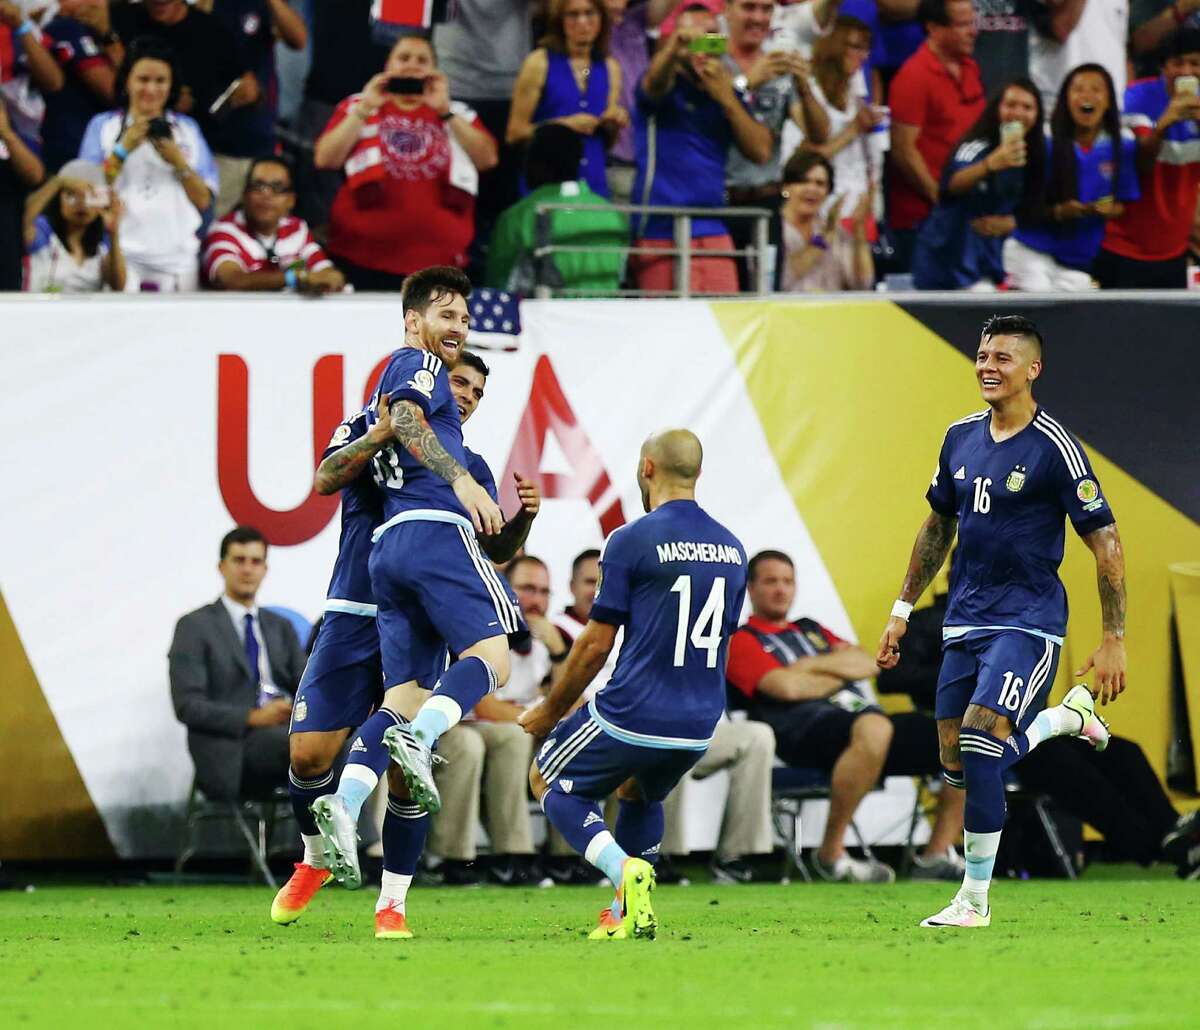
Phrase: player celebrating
[
  {"left": 876, "top": 314, "right": 1126, "bottom": 929},
  {"left": 519, "top": 429, "right": 747, "bottom": 941}
]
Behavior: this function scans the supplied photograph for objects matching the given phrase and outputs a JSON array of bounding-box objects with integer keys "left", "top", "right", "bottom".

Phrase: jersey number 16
[{"left": 669, "top": 574, "right": 726, "bottom": 669}]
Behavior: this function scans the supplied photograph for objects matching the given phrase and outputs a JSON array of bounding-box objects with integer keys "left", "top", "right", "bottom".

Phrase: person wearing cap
[{"left": 22, "top": 156, "right": 125, "bottom": 291}]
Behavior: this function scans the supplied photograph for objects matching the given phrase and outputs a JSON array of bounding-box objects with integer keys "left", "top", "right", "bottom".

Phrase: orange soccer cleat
[
  {"left": 375, "top": 902, "right": 414, "bottom": 940},
  {"left": 270, "top": 863, "right": 334, "bottom": 925}
]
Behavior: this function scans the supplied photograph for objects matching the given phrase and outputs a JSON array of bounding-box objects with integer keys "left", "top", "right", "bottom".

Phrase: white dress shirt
[{"left": 220, "top": 594, "right": 282, "bottom": 696}]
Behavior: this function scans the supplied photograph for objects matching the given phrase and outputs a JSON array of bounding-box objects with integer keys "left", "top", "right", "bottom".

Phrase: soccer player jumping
[
  {"left": 519, "top": 429, "right": 747, "bottom": 940},
  {"left": 876, "top": 314, "right": 1126, "bottom": 929}
]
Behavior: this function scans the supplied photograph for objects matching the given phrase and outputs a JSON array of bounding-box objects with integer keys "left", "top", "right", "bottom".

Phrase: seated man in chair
[
  {"left": 169, "top": 526, "right": 307, "bottom": 801},
  {"left": 727, "top": 550, "right": 965, "bottom": 883}
]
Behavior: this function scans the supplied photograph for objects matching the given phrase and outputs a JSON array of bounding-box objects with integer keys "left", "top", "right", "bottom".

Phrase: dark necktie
[{"left": 244, "top": 613, "right": 261, "bottom": 695}]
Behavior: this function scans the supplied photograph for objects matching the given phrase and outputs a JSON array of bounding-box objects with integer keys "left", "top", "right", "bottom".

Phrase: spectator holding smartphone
[
  {"left": 1004, "top": 63, "right": 1139, "bottom": 291},
  {"left": 629, "top": 3, "right": 771, "bottom": 294},
  {"left": 1096, "top": 30, "right": 1200, "bottom": 289},
  {"left": 22, "top": 157, "right": 125, "bottom": 291},
  {"left": 913, "top": 78, "right": 1044, "bottom": 290},
  {"left": 313, "top": 34, "right": 498, "bottom": 290},
  {"left": 508, "top": 0, "right": 627, "bottom": 199},
  {"left": 203, "top": 156, "right": 344, "bottom": 293},
  {"left": 78, "top": 39, "right": 217, "bottom": 291}
]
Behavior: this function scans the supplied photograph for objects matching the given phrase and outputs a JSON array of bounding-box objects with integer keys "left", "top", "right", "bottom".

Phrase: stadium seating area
[{"left": 3, "top": 0, "right": 1199, "bottom": 295}]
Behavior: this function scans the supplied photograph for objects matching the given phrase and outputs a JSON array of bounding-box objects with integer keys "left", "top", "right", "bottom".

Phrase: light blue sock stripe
[
  {"left": 411, "top": 708, "right": 450, "bottom": 744},
  {"left": 965, "top": 852, "right": 997, "bottom": 882},
  {"left": 337, "top": 777, "right": 374, "bottom": 821},
  {"left": 594, "top": 841, "right": 627, "bottom": 886}
]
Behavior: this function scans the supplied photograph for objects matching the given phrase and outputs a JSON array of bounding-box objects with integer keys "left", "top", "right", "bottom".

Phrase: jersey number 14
[{"left": 669, "top": 575, "right": 726, "bottom": 669}]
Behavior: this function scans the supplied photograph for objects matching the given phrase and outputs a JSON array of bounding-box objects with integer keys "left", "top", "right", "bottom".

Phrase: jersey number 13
[{"left": 669, "top": 574, "right": 726, "bottom": 669}]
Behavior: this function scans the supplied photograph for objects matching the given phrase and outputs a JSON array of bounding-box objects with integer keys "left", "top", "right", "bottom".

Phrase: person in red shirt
[
  {"left": 727, "top": 549, "right": 965, "bottom": 883},
  {"left": 203, "top": 156, "right": 344, "bottom": 292},
  {"left": 313, "top": 34, "right": 499, "bottom": 291},
  {"left": 1097, "top": 30, "right": 1200, "bottom": 288},
  {"left": 886, "top": 0, "right": 985, "bottom": 271}
]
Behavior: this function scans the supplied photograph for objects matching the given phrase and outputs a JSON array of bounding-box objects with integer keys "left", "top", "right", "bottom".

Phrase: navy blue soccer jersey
[
  {"left": 927, "top": 407, "right": 1115, "bottom": 643},
  {"left": 372, "top": 347, "right": 472, "bottom": 525},
  {"left": 463, "top": 447, "right": 498, "bottom": 503},
  {"left": 321, "top": 409, "right": 384, "bottom": 612},
  {"left": 588, "top": 500, "right": 748, "bottom": 749}
]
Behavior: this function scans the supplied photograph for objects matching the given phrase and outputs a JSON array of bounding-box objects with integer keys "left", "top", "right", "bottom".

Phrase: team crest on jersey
[
  {"left": 594, "top": 565, "right": 603, "bottom": 598},
  {"left": 806, "top": 631, "right": 827, "bottom": 651},
  {"left": 1076, "top": 479, "right": 1099, "bottom": 503},
  {"left": 409, "top": 369, "right": 436, "bottom": 397},
  {"left": 328, "top": 423, "right": 351, "bottom": 447},
  {"left": 293, "top": 700, "right": 308, "bottom": 723},
  {"left": 1005, "top": 466, "right": 1026, "bottom": 492}
]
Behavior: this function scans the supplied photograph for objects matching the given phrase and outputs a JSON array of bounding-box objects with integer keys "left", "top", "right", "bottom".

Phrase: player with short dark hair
[
  {"left": 519, "top": 429, "right": 748, "bottom": 940},
  {"left": 877, "top": 313, "right": 1127, "bottom": 929}
]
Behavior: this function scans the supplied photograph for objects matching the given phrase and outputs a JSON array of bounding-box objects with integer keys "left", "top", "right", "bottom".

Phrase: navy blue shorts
[
  {"left": 936, "top": 630, "right": 1061, "bottom": 731},
  {"left": 290, "top": 612, "right": 383, "bottom": 734},
  {"left": 369, "top": 517, "right": 525, "bottom": 689},
  {"left": 535, "top": 705, "right": 704, "bottom": 803}
]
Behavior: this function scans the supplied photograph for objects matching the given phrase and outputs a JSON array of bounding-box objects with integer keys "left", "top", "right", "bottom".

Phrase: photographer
[
  {"left": 203, "top": 156, "right": 344, "bottom": 293},
  {"left": 22, "top": 157, "right": 125, "bottom": 291},
  {"left": 313, "top": 33, "right": 498, "bottom": 291},
  {"left": 78, "top": 40, "right": 217, "bottom": 291},
  {"left": 629, "top": 2, "right": 771, "bottom": 294}
]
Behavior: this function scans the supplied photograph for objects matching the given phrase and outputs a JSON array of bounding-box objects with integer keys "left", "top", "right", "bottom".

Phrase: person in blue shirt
[
  {"left": 877, "top": 314, "right": 1127, "bottom": 929},
  {"left": 519, "top": 428, "right": 748, "bottom": 941},
  {"left": 913, "top": 77, "right": 1044, "bottom": 289},
  {"left": 1004, "top": 63, "right": 1140, "bottom": 290}
]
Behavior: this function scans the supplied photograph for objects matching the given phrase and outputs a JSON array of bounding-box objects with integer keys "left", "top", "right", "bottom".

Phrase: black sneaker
[
  {"left": 488, "top": 855, "right": 539, "bottom": 887},
  {"left": 1163, "top": 811, "right": 1200, "bottom": 868},
  {"left": 544, "top": 856, "right": 607, "bottom": 886},
  {"left": 439, "top": 859, "right": 484, "bottom": 886},
  {"left": 654, "top": 854, "right": 691, "bottom": 886},
  {"left": 710, "top": 857, "right": 757, "bottom": 885}
]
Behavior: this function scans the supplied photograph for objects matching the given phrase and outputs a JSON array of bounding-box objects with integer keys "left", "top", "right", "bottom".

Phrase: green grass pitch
[{"left": 3, "top": 873, "right": 1199, "bottom": 1029}]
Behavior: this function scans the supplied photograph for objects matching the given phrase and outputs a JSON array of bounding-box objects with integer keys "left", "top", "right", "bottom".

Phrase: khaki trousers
[
  {"left": 428, "top": 721, "right": 534, "bottom": 861},
  {"left": 662, "top": 719, "right": 776, "bottom": 861}
]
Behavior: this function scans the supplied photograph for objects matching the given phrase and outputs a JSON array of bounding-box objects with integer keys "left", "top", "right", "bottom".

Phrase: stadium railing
[{"left": 531, "top": 201, "right": 773, "bottom": 299}]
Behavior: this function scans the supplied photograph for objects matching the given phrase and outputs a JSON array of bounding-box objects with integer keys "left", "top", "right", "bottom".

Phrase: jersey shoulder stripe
[
  {"left": 1033, "top": 412, "right": 1086, "bottom": 478},
  {"left": 948, "top": 410, "right": 989, "bottom": 429},
  {"left": 422, "top": 351, "right": 444, "bottom": 376}
]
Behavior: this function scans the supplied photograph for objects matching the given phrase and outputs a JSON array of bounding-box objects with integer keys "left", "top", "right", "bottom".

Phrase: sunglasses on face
[{"left": 246, "top": 181, "right": 292, "bottom": 195}]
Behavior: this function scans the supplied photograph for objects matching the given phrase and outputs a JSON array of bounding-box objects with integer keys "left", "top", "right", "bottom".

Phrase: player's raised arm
[
  {"left": 390, "top": 398, "right": 503, "bottom": 534},
  {"left": 477, "top": 473, "right": 540, "bottom": 563},
  {"left": 1076, "top": 523, "right": 1127, "bottom": 705},
  {"left": 518, "top": 619, "right": 618, "bottom": 738},
  {"left": 314, "top": 393, "right": 393, "bottom": 495},
  {"left": 876, "top": 510, "right": 958, "bottom": 668}
]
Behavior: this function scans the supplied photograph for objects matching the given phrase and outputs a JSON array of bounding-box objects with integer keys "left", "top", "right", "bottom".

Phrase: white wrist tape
[{"left": 891, "top": 600, "right": 914, "bottom": 621}]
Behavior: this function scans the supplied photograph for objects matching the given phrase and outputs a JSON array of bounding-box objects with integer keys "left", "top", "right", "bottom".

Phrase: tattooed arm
[
  {"left": 1077, "top": 523, "right": 1127, "bottom": 705},
  {"left": 875, "top": 511, "right": 958, "bottom": 668},
  {"left": 391, "top": 399, "right": 504, "bottom": 534},
  {"left": 314, "top": 394, "right": 392, "bottom": 495}
]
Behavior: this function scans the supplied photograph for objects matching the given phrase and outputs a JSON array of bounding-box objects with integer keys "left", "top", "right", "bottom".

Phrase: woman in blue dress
[
  {"left": 507, "top": 0, "right": 628, "bottom": 198},
  {"left": 912, "top": 78, "right": 1044, "bottom": 291}
]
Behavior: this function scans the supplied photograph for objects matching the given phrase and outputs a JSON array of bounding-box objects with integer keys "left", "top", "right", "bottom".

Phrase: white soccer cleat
[
  {"left": 1062, "top": 684, "right": 1110, "bottom": 752},
  {"left": 920, "top": 894, "right": 991, "bottom": 928},
  {"left": 310, "top": 794, "right": 363, "bottom": 890},
  {"left": 813, "top": 852, "right": 896, "bottom": 884},
  {"left": 384, "top": 724, "right": 444, "bottom": 814}
]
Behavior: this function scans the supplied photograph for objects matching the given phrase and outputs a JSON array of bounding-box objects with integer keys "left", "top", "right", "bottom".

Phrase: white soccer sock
[
  {"left": 1025, "top": 704, "right": 1084, "bottom": 751},
  {"left": 377, "top": 871, "right": 413, "bottom": 913},
  {"left": 301, "top": 834, "right": 326, "bottom": 869}
]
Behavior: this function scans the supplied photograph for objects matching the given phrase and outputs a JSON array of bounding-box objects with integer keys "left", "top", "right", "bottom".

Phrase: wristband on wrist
[
  {"left": 439, "top": 110, "right": 454, "bottom": 122},
  {"left": 548, "top": 648, "right": 568, "bottom": 664},
  {"left": 891, "top": 599, "right": 914, "bottom": 621},
  {"left": 14, "top": 20, "right": 37, "bottom": 39},
  {"left": 112, "top": 143, "right": 129, "bottom": 162},
  {"left": 808, "top": 233, "right": 829, "bottom": 251},
  {"left": 284, "top": 267, "right": 298, "bottom": 291}
]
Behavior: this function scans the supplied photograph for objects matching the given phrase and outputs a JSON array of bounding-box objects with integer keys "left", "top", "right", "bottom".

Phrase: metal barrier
[{"left": 531, "top": 201, "right": 773, "bottom": 300}]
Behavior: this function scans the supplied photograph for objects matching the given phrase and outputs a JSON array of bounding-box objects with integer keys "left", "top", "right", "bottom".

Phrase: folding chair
[{"left": 174, "top": 780, "right": 292, "bottom": 888}]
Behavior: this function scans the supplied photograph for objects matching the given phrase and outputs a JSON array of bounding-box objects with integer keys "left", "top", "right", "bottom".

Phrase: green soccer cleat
[
  {"left": 619, "top": 858, "right": 657, "bottom": 940},
  {"left": 587, "top": 907, "right": 627, "bottom": 941},
  {"left": 1062, "top": 684, "right": 1110, "bottom": 752}
]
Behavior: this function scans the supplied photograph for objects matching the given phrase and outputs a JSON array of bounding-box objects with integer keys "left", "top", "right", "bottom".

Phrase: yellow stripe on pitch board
[
  {"left": 0, "top": 591, "right": 116, "bottom": 860},
  {"left": 714, "top": 299, "right": 1200, "bottom": 784}
]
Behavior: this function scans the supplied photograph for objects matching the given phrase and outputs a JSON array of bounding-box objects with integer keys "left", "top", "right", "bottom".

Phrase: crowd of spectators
[{"left": 4, "top": 0, "right": 1200, "bottom": 294}]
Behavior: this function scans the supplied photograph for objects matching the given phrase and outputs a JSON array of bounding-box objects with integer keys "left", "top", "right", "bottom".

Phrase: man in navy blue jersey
[
  {"left": 877, "top": 313, "right": 1127, "bottom": 929},
  {"left": 520, "top": 429, "right": 748, "bottom": 941}
]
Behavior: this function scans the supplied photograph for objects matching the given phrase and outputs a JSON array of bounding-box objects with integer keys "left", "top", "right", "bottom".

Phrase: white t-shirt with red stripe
[{"left": 202, "top": 209, "right": 332, "bottom": 285}]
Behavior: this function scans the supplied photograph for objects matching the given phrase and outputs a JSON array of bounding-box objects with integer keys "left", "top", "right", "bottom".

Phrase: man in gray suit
[{"left": 169, "top": 526, "right": 307, "bottom": 801}]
